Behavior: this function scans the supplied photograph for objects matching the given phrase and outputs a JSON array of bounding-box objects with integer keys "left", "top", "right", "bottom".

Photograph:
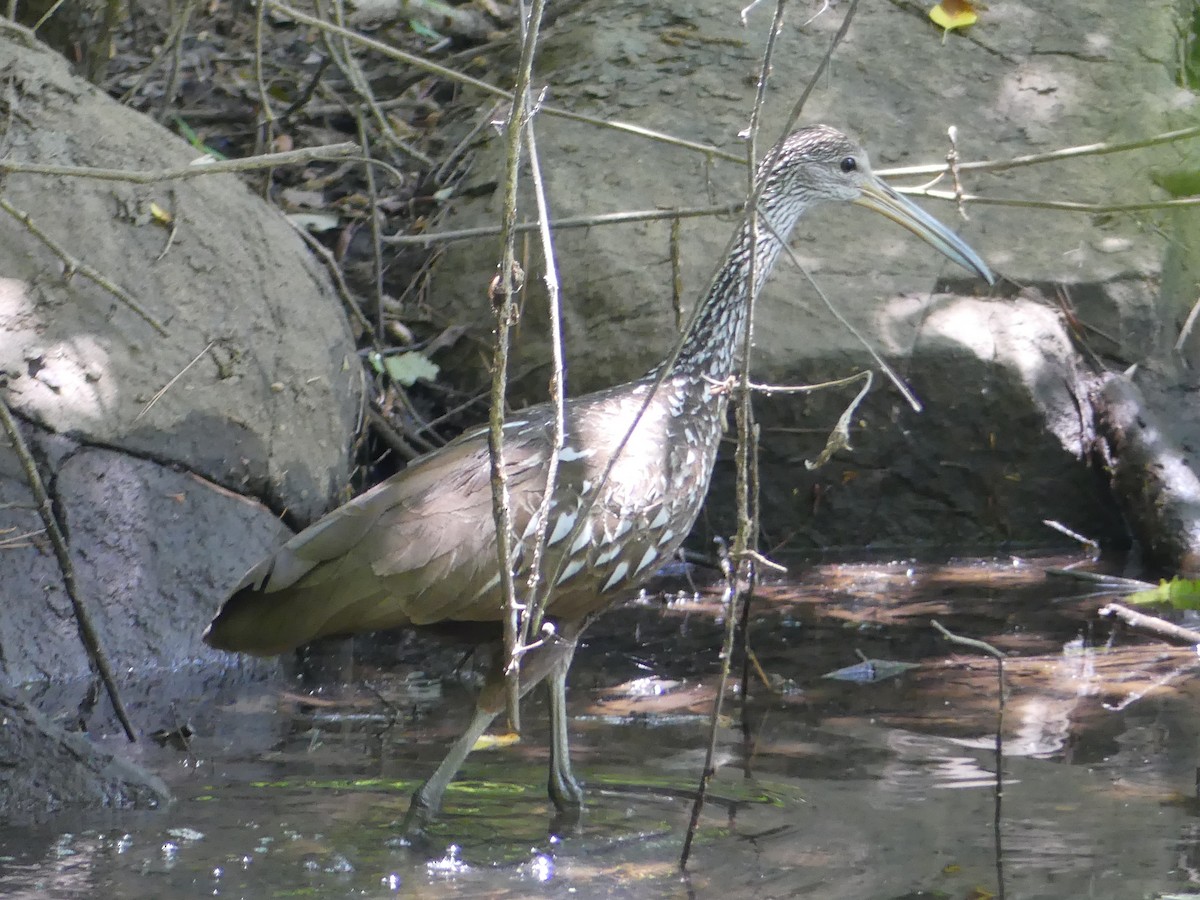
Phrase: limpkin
[{"left": 205, "top": 125, "right": 993, "bottom": 828}]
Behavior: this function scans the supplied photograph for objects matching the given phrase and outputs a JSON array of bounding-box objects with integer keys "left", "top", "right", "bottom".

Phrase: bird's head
[{"left": 759, "top": 125, "right": 994, "bottom": 284}]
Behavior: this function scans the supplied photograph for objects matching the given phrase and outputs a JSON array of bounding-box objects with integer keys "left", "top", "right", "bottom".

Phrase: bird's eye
[{"left": 840, "top": 157, "right": 858, "bottom": 173}]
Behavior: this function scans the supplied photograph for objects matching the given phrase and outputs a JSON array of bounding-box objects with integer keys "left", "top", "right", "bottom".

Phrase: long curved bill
[{"left": 854, "top": 178, "right": 995, "bottom": 285}]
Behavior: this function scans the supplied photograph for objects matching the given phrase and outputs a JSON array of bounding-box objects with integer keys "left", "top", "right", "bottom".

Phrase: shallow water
[{"left": 4, "top": 554, "right": 1200, "bottom": 899}]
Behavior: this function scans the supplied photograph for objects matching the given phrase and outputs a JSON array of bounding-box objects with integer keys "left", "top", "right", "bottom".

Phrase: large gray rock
[
  {"left": 0, "top": 422, "right": 288, "bottom": 686},
  {"left": 0, "top": 22, "right": 355, "bottom": 816},
  {"left": 0, "top": 25, "right": 360, "bottom": 523},
  {"left": 419, "top": 0, "right": 1190, "bottom": 550},
  {"left": 0, "top": 23, "right": 359, "bottom": 685}
]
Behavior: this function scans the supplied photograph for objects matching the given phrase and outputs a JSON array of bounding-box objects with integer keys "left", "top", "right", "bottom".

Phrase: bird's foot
[
  {"left": 548, "top": 771, "right": 584, "bottom": 839},
  {"left": 549, "top": 769, "right": 585, "bottom": 811},
  {"left": 399, "top": 785, "right": 439, "bottom": 838},
  {"left": 548, "top": 802, "right": 583, "bottom": 840}
]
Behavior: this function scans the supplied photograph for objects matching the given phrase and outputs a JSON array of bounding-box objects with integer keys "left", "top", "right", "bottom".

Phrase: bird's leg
[
  {"left": 402, "top": 701, "right": 501, "bottom": 835},
  {"left": 546, "top": 636, "right": 584, "bottom": 811},
  {"left": 402, "top": 622, "right": 584, "bottom": 834}
]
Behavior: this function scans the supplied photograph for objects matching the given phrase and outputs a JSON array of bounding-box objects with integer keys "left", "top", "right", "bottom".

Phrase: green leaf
[
  {"left": 409, "top": 19, "right": 444, "bottom": 41},
  {"left": 382, "top": 351, "right": 439, "bottom": 386},
  {"left": 1151, "top": 169, "right": 1200, "bottom": 198},
  {"left": 171, "top": 116, "right": 227, "bottom": 161},
  {"left": 1126, "top": 576, "right": 1200, "bottom": 610}
]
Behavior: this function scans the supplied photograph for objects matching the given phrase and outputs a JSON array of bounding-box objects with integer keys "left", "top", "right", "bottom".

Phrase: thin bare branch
[
  {"left": 0, "top": 197, "right": 168, "bottom": 335},
  {"left": 135, "top": 341, "right": 216, "bottom": 421},
  {"left": 880, "top": 123, "right": 1200, "bottom": 179},
  {"left": 520, "top": 90, "right": 567, "bottom": 646},
  {"left": 1098, "top": 602, "right": 1200, "bottom": 645},
  {"left": 684, "top": 0, "right": 866, "bottom": 869},
  {"left": 0, "top": 142, "right": 360, "bottom": 183},
  {"left": 778, "top": 235, "right": 922, "bottom": 412},
  {"left": 490, "top": 0, "right": 551, "bottom": 733},
  {"left": 912, "top": 188, "right": 1200, "bottom": 215},
  {"left": 287, "top": 220, "right": 379, "bottom": 342},
  {"left": 0, "top": 397, "right": 137, "bottom": 743},
  {"left": 385, "top": 202, "right": 743, "bottom": 246}
]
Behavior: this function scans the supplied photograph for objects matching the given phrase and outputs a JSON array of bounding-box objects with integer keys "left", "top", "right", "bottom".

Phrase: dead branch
[
  {"left": 1099, "top": 602, "right": 1200, "bottom": 645},
  {"left": 0, "top": 397, "right": 137, "bottom": 742}
]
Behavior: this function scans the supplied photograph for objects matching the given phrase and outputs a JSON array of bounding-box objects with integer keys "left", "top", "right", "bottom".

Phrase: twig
[
  {"left": 30, "top": 0, "right": 69, "bottom": 32},
  {"left": 278, "top": 54, "right": 333, "bottom": 125},
  {"left": 932, "top": 619, "right": 1006, "bottom": 660},
  {"left": 1043, "top": 567, "right": 1152, "bottom": 589},
  {"left": 683, "top": 0, "right": 825, "bottom": 869},
  {"left": 365, "top": 406, "right": 422, "bottom": 462},
  {"left": 490, "top": 0, "right": 550, "bottom": 733},
  {"left": 911, "top": 188, "right": 1200, "bottom": 215},
  {"left": 319, "top": 0, "right": 433, "bottom": 166},
  {"left": 680, "top": 543, "right": 742, "bottom": 868},
  {"left": 519, "top": 86, "right": 567, "bottom": 647},
  {"left": 158, "top": 0, "right": 197, "bottom": 123},
  {"left": 778, "top": 237, "right": 921, "bottom": 412},
  {"left": 405, "top": 382, "right": 490, "bottom": 437},
  {"left": 1041, "top": 519, "right": 1100, "bottom": 556},
  {"left": 731, "top": 0, "right": 787, "bottom": 803},
  {"left": 879, "top": 123, "right": 1200, "bottom": 179},
  {"left": 154, "top": 189, "right": 181, "bottom": 262},
  {"left": 776, "top": 0, "right": 859, "bottom": 139},
  {"left": 744, "top": 370, "right": 872, "bottom": 394},
  {"left": 0, "top": 527, "right": 46, "bottom": 549},
  {"left": 433, "top": 99, "right": 504, "bottom": 186},
  {"left": 0, "top": 398, "right": 137, "bottom": 743},
  {"left": 670, "top": 216, "right": 684, "bottom": 331},
  {"left": 355, "top": 114, "right": 387, "bottom": 335},
  {"left": 134, "top": 340, "right": 215, "bottom": 421},
  {"left": 0, "top": 142, "right": 360, "bottom": 183},
  {"left": 252, "top": 0, "right": 279, "bottom": 198},
  {"left": 738, "top": 546, "right": 786, "bottom": 573},
  {"left": 287, "top": 220, "right": 378, "bottom": 342},
  {"left": 0, "top": 197, "right": 168, "bottom": 335},
  {"left": 930, "top": 619, "right": 1007, "bottom": 900},
  {"left": 945, "top": 125, "right": 968, "bottom": 220},
  {"left": 745, "top": 643, "right": 776, "bottom": 693},
  {"left": 1098, "top": 602, "right": 1200, "bottom": 645},
  {"left": 115, "top": 1, "right": 192, "bottom": 104},
  {"left": 384, "top": 203, "right": 743, "bottom": 246},
  {"left": 1174, "top": 294, "right": 1200, "bottom": 354},
  {"left": 387, "top": 386, "right": 441, "bottom": 454}
]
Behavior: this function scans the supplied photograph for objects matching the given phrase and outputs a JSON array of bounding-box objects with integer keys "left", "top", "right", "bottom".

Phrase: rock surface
[
  {"left": 0, "top": 682, "right": 170, "bottom": 824},
  {"left": 0, "top": 24, "right": 357, "bottom": 817},
  {"left": 0, "top": 25, "right": 356, "bottom": 689},
  {"left": 0, "top": 27, "right": 360, "bottom": 524}
]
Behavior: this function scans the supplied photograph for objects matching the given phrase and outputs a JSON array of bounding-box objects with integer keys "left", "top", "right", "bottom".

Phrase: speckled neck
[{"left": 670, "top": 201, "right": 807, "bottom": 385}]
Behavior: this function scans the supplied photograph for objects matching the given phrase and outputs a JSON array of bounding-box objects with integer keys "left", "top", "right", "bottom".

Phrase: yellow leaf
[
  {"left": 930, "top": 0, "right": 979, "bottom": 39},
  {"left": 149, "top": 202, "right": 173, "bottom": 226},
  {"left": 472, "top": 731, "right": 521, "bottom": 751}
]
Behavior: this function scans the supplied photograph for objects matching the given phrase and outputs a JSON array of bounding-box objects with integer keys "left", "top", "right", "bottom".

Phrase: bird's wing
[{"left": 205, "top": 421, "right": 551, "bottom": 653}]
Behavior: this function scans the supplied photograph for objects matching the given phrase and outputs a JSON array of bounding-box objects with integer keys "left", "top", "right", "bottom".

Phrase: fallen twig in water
[{"left": 1098, "top": 602, "right": 1200, "bottom": 646}]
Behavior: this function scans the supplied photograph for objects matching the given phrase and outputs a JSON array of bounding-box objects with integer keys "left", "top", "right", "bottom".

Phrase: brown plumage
[
  {"left": 205, "top": 125, "right": 993, "bottom": 829},
  {"left": 207, "top": 377, "right": 706, "bottom": 651}
]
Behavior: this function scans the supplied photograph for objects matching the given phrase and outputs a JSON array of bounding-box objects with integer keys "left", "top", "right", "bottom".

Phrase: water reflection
[{"left": 3, "top": 555, "right": 1200, "bottom": 898}]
